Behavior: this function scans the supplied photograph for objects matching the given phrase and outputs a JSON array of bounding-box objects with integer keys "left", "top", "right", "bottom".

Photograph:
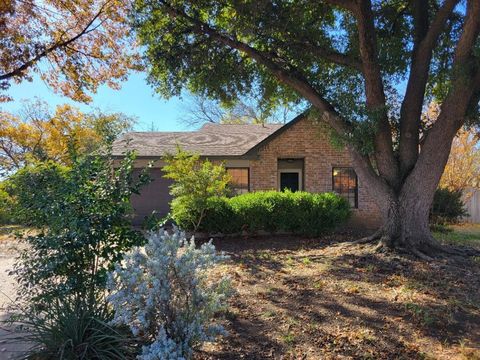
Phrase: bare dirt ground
[
  {"left": 0, "top": 226, "right": 478, "bottom": 359},
  {"left": 196, "top": 233, "right": 480, "bottom": 360}
]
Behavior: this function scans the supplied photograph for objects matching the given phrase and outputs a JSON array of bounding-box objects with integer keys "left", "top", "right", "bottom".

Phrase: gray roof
[{"left": 112, "top": 123, "right": 284, "bottom": 157}]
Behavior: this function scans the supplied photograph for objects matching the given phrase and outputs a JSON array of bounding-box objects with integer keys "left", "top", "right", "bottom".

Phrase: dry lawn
[{"left": 196, "top": 229, "right": 480, "bottom": 360}]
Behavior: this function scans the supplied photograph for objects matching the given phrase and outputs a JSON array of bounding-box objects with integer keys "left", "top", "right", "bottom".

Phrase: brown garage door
[{"left": 131, "top": 168, "right": 173, "bottom": 225}]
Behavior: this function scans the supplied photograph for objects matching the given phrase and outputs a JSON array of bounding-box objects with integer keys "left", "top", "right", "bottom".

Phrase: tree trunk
[
  {"left": 371, "top": 190, "right": 442, "bottom": 260},
  {"left": 356, "top": 112, "right": 479, "bottom": 259}
]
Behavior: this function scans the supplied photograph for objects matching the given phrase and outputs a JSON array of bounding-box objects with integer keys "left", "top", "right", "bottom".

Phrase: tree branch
[
  {"left": 407, "top": 0, "right": 480, "bottom": 196},
  {"left": 0, "top": 1, "right": 110, "bottom": 81},
  {"left": 354, "top": 0, "right": 399, "bottom": 188},
  {"left": 291, "top": 40, "right": 363, "bottom": 71},
  {"left": 160, "top": 1, "right": 353, "bottom": 136},
  {"left": 0, "top": 141, "right": 21, "bottom": 168},
  {"left": 398, "top": 0, "right": 460, "bottom": 176}
]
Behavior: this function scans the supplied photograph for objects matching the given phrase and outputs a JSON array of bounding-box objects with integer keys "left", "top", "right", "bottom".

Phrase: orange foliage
[{"left": 0, "top": 0, "right": 141, "bottom": 102}]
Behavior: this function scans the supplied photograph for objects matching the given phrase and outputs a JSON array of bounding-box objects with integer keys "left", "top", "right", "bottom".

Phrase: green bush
[
  {"left": 200, "top": 196, "right": 239, "bottom": 233},
  {"left": 6, "top": 162, "right": 70, "bottom": 227},
  {"left": 0, "top": 182, "right": 15, "bottom": 225},
  {"left": 8, "top": 151, "right": 150, "bottom": 304},
  {"left": 431, "top": 188, "right": 467, "bottom": 225},
  {"left": 163, "top": 148, "right": 231, "bottom": 231},
  {"left": 175, "top": 190, "right": 351, "bottom": 236}
]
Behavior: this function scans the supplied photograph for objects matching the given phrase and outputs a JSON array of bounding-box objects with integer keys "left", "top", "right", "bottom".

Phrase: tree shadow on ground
[
  {"left": 196, "top": 235, "right": 479, "bottom": 359},
  {"left": 324, "top": 251, "right": 480, "bottom": 345}
]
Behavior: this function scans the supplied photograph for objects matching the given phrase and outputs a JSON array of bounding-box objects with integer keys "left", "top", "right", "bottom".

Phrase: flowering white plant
[{"left": 107, "top": 228, "right": 231, "bottom": 360}]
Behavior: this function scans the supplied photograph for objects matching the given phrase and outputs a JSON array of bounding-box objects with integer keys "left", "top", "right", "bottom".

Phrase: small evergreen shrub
[
  {"left": 174, "top": 191, "right": 351, "bottom": 236},
  {"left": 6, "top": 162, "right": 70, "bottom": 227},
  {"left": 163, "top": 148, "right": 231, "bottom": 231},
  {"left": 431, "top": 188, "right": 467, "bottom": 225},
  {"left": 200, "top": 196, "right": 239, "bottom": 234},
  {"left": 108, "top": 228, "right": 231, "bottom": 360}
]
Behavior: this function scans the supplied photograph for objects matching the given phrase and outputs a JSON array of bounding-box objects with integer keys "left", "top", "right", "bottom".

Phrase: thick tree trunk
[
  {"left": 356, "top": 111, "right": 479, "bottom": 259},
  {"left": 370, "top": 191, "right": 443, "bottom": 260}
]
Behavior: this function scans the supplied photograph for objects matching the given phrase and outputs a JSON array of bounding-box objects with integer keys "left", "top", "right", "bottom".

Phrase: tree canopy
[
  {"left": 0, "top": 0, "right": 141, "bottom": 102},
  {"left": 133, "top": 1, "right": 477, "bottom": 141}
]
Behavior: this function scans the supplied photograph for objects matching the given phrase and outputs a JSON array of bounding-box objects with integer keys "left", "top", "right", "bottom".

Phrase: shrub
[
  {"left": 6, "top": 161, "right": 70, "bottom": 227},
  {"left": 107, "top": 228, "right": 231, "bottom": 360},
  {"left": 0, "top": 181, "right": 15, "bottom": 224},
  {"left": 9, "top": 151, "right": 150, "bottom": 304},
  {"left": 175, "top": 190, "right": 351, "bottom": 236},
  {"left": 431, "top": 188, "right": 467, "bottom": 225},
  {"left": 163, "top": 148, "right": 231, "bottom": 231},
  {"left": 199, "top": 196, "right": 238, "bottom": 234},
  {"left": 8, "top": 295, "right": 135, "bottom": 360}
]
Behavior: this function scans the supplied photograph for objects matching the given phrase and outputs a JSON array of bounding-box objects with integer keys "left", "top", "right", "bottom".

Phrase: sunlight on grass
[{"left": 433, "top": 223, "right": 480, "bottom": 248}]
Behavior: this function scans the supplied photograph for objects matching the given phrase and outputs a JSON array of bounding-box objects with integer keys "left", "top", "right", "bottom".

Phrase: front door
[{"left": 280, "top": 172, "right": 300, "bottom": 192}]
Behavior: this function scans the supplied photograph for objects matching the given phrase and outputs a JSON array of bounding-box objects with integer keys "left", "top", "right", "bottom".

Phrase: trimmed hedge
[{"left": 173, "top": 191, "right": 351, "bottom": 236}]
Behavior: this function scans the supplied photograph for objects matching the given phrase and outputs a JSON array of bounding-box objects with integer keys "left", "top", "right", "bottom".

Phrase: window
[
  {"left": 226, "top": 168, "right": 249, "bottom": 194},
  {"left": 332, "top": 167, "right": 358, "bottom": 208}
]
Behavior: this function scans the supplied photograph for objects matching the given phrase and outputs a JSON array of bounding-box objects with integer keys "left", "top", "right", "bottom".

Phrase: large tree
[
  {"left": 0, "top": 0, "right": 140, "bottom": 102},
  {"left": 131, "top": 0, "right": 480, "bottom": 259}
]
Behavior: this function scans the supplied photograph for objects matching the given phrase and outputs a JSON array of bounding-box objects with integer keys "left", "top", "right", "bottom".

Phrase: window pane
[
  {"left": 226, "top": 168, "right": 249, "bottom": 194},
  {"left": 332, "top": 167, "right": 358, "bottom": 208}
]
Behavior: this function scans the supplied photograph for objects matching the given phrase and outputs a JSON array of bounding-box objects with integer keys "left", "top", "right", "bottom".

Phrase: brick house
[{"left": 112, "top": 112, "right": 381, "bottom": 228}]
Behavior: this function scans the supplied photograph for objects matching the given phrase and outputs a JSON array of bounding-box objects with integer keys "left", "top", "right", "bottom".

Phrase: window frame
[
  {"left": 332, "top": 167, "right": 358, "bottom": 208},
  {"left": 226, "top": 167, "right": 250, "bottom": 194}
]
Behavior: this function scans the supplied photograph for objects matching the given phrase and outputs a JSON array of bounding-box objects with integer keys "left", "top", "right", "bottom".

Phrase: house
[{"left": 112, "top": 112, "right": 381, "bottom": 229}]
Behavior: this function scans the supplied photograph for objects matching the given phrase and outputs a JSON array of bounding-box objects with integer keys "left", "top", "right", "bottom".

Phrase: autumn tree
[
  {"left": 0, "top": 100, "right": 135, "bottom": 174},
  {"left": 131, "top": 0, "right": 480, "bottom": 259},
  {"left": 0, "top": 0, "right": 140, "bottom": 102},
  {"left": 421, "top": 101, "right": 480, "bottom": 197},
  {"left": 440, "top": 129, "right": 480, "bottom": 197}
]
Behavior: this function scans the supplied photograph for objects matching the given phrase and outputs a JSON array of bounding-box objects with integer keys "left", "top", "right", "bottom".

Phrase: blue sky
[{"left": 1, "top": 72, "right": 193, "bottom": 132}]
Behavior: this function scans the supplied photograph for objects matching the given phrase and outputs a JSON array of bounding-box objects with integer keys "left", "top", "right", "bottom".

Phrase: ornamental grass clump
[
  {"left": 107, "top": 228, "right": 232, "bottom": 360},
  {"left": 6, "top": 294, "right": 136, "bottom": 360}
]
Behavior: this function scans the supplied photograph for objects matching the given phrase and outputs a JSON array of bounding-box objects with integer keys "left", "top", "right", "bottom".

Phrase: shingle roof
[{"left": 112, "top": 123, "right": 284, "bottom": 157}]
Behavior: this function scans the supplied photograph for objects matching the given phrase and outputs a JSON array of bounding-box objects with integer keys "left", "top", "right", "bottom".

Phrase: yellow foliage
[
  {"left": 0, "top": 102, "right": 133, "bottom": 173},
  {"left": 440, "top": 129, "right": 480, "bottom": 196}
]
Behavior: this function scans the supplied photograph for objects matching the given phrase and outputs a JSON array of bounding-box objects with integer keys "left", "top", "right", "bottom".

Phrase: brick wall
[{"left": 249, "top": 116, "right": 382, "bottom": 229}]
